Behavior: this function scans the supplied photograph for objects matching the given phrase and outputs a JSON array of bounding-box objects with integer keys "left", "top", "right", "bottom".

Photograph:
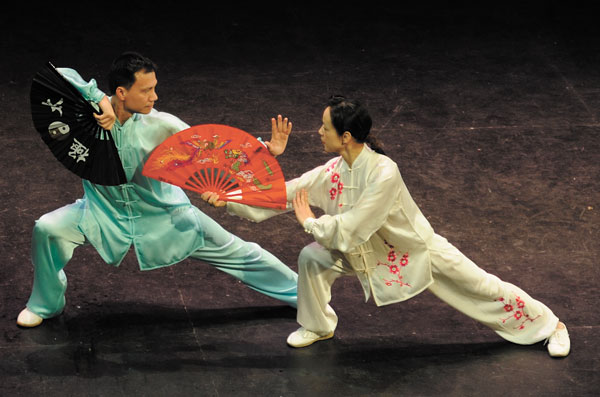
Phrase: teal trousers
[{"left": 27, "top": 201, "right": 298, "bottom": 318}]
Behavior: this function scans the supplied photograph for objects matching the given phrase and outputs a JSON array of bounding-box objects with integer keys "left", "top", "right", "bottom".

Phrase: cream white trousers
[{"left": 297, "top": 235, "right": 559, "bottom": 345}]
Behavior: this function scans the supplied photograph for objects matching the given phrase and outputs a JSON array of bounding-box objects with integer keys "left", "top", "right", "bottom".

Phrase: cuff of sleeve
[
  {"left": 303, "top": 217, "right": 316, "bottom": 234},
  {"left": 88, "top": 82, "right": 106, "bottom": 104},
  {"left": 226, "top": 202, "right": 240, "bottom": 217}
]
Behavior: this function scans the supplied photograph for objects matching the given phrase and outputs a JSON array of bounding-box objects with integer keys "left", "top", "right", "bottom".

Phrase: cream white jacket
[{"left": 228, "top": 145, "right": 436, "bottom": 305}]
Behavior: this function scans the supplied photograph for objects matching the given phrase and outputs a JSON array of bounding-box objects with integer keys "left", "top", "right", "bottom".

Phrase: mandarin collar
[
  {"left": 114, "top": 112, "right": 141, "bottom": 129},
  {"left": 340, "top": 144, "right": 372, "bottom": 172}
]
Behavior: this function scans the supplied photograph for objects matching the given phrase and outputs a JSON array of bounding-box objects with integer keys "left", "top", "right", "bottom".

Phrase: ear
[
  {"left": 342, "top": 131, "right": 352, "bottom": 144},
  {"left": 115, "top": 86, "right": 127, "bottom": 101}
]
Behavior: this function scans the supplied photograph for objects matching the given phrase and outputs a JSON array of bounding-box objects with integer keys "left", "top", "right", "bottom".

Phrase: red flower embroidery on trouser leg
[
  {"left": 495, "top": 295, "right": 541, "bottom": 330},
  {"left": 513, "top": 311, "right": 523, "bottom": 320}
]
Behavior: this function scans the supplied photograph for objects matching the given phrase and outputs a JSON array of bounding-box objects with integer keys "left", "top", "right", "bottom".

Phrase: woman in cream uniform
[{"left": 205, "top": 96, "right": 570, "bottom": 357}]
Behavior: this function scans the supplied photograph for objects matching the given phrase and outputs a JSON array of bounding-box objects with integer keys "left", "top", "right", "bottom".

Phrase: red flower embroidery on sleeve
[{"left": 513, "top": 311, "right": 523, "bottom": 320}]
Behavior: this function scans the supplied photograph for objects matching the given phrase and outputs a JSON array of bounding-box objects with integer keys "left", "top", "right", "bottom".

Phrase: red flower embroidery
[
  {"left": 328, "top": 171, "right": 343, "bottom": 201},
  {"left": 495, "top": 295, "right": 540, "bottom": 331},
  {"left": 514, "top": 311, "right": 523, "bottom": 320},
  {"left": 377, "top": 250, "right": 411, "bottom": 288},
  {"left": 326, "top": 160, "right": 338, "bottom": 173},
  {"left": 329, "top": 187, "right": 337, "bottom": 200},
  {"left": 400, "top": 254, "right": 409, "bottom": 266}
]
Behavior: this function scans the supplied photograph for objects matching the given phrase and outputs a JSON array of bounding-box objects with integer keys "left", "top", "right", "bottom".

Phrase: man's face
[{"left": 121, "top": 70, "right": 158, "bottom": 114}]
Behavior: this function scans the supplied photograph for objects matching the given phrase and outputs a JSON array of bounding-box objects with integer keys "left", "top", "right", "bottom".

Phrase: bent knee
[
  {"left": 33, "top": 213, "right": 79, "bottom": 241},
  {"left": 298, "top": 244, "right": 331, "bottom": 270},
  {"left": 298, "top": 245, "right": 315, "bottom": 265},
  {"left": 33, "top": 215, "right": 59, "bottom": 239}
]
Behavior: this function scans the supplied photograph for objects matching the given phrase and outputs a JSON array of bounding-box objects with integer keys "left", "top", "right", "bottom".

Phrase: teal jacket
[{"left": 58, "top": 68, "right": 205, "bottom": 270}]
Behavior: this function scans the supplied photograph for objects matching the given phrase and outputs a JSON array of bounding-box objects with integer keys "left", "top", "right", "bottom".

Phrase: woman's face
[{"left": 318, "top": 107, "right": 344, "bottom": 154}]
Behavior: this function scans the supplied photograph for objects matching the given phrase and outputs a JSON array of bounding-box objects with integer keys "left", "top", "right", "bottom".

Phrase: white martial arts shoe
[
  {"left": 546, "top": 322, "right": 570, "bottom": 357},
  {"left": 287, "top": 327, "right": 334, "bottom": 348},
  {"left": 16, "top": 308, "right": 43, "bottom": 328}
]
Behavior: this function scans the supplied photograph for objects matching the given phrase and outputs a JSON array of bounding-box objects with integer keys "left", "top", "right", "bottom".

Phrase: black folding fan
[{"left": 30, "top": 62, "right": 126, "bottom": 185}]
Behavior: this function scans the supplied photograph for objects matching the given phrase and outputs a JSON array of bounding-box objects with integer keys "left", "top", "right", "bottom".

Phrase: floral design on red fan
[
  {"left": 142, "top": 124, "right": 287, "bottom": 209},
  {"left": 158, "top": 134, "right": 229, "bottom": 169}
]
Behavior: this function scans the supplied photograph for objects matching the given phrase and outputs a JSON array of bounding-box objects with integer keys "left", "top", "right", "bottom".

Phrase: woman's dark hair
[
  {"left": 108, "top": 52, "right": 158, "bottom": 94},
  {"left": 327, "top": 95, "right": 385, "bottom": 154}
]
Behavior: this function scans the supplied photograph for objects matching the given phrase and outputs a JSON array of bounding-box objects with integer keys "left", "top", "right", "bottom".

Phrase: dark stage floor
[{"left": 1, "top": 3, "right": 598, "bottom": 396}]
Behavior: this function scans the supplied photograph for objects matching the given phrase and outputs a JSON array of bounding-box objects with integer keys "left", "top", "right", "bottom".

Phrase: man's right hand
[
  {"left": 94, "top": 96, "right": 116, "bottom": 131},
  {"left": 201, "top": 191, "right": 227, "bottom": 207}
]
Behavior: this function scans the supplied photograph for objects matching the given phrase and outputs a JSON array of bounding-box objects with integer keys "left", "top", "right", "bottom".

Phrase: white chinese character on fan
[
  {"left": 68, "top": 138, "right": 89, "bottom": 162},
  {"left": 41, "top": 98, "right": 64, "bottom": 116}
]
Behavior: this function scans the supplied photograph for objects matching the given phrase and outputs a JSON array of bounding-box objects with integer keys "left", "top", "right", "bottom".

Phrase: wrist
[{"left": 302, "top": 217, "right": 316, "bottom": 234}]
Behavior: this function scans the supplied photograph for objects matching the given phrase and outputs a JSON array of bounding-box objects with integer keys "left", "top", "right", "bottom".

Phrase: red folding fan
[{"left": 142, "top": 124, "right": 287, "bottom": 209}]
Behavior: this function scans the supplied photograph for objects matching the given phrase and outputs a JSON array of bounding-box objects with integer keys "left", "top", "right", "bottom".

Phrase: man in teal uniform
[{"left": 17, "top": 52, "right": 298, "bottom": 327}]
